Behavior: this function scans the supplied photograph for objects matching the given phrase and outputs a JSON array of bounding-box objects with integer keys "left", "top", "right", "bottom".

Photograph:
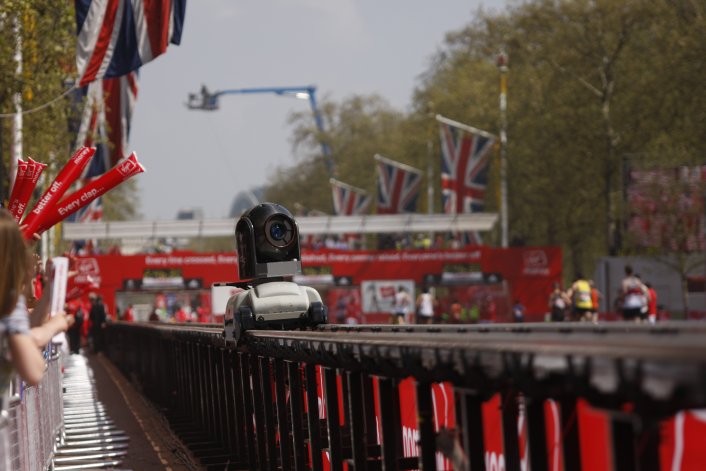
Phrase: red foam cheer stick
[
  {"left": 7, "top": 159, "right": 27, "bottom": 220},
  {"left": 35, "top": 152, "right": 145, "bottom": 234},
  {"left": 14, "top": 158, "right": 47, "bottom": 222},
  {"left": 21, "top": 147, "right": 95, "bottom": 238}
]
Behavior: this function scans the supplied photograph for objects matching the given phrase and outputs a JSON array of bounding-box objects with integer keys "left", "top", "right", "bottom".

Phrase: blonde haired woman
[{"left": 0, "top": 209, "right": 72, "bottom": 393}]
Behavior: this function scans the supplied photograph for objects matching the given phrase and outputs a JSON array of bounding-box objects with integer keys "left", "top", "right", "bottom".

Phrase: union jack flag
[
  {"left": 70, "top": 72, "right": 138, "bottom": 223},
  {"left": 330, "top": 179, "right": 371, "bottom": 216},
  {"left": 374, "top": 154, "right": 423, "bottom": 214},
  {"left": 438, "top": 115, "right": 495, "bottom": 215},
  {"left": 75, "top": 0, "right": 186, "bottom": 87},
  {"left": 77, "top": 72, "right": 138, "bottom": 174},
  {"left": 437, "top": 114, "right": 495, "bottom": 245}
]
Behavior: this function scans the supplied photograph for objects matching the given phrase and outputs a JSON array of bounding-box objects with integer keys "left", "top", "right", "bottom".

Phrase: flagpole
[
  {"left": 497, "top": 52, "right": 509, "bottom": 248},
  {"left": 427, "top": 139, "right": 434, "bottom": 215}
]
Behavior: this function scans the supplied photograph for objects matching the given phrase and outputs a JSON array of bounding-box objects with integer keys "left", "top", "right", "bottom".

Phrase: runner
[
  {"left": 568, "top": 274, "right": 593, "bottom": 322},
  {"left": 415, "top": 287, "right": 436, "bottom": 324},
  {"left": 548, "top": 282, "right": 570, "bottom": 322},
  {"left": 619, "top": 265, "right": 649, "bottom": 322},
  {"left": 392, "top": 287, "right": 412, "bottom": 325}
]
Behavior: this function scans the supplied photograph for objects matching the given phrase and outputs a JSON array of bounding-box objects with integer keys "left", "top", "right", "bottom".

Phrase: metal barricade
[
  {"left": 0, "top": 347, "right": 63, "bottom": 471},
  {"left": 106, "top": 322, "right": 706, "bottom": 471}
]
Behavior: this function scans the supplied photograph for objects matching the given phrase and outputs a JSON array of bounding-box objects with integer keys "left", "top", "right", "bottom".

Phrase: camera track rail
[
  {"left": 105, "top": 321, "right": 706, "bottom": 470},
  {"left": 142, "top": 321, "right": 706, "bottom": 414}
]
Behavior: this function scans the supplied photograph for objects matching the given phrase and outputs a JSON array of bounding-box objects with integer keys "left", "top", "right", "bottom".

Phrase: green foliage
[
  {"left": 0, "top": 1, "right": 76, "bottom": 178},
  {"left": 184, "top": 236, "right": 235, "bottom": 253},
  {"left": 263, "top": 0, "right": 705, "bottom": 284},
  {"left": 266, "top": 94, "right": 407, "bottom": 213}
]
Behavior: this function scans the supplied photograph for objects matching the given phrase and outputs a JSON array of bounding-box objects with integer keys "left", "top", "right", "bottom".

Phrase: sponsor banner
[
  {"left": 75, "top": 247, "right": 561, "bottom": 321},
  {"left": 361, "top": 280, "right": 415, "bottom": 314}
]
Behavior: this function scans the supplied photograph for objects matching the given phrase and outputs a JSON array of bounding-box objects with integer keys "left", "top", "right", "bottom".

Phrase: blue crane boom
[{"left": 187, "top": 85, "right": 334, "bottom": 176}]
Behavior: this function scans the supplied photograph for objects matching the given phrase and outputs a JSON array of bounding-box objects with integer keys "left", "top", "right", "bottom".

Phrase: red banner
[{"left": 75, "top": 247, "right": 562, "bottom": 321}]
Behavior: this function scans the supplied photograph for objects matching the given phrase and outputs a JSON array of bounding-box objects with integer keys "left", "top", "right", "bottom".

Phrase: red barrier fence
[{"left": 106, "top": 322, "right": 706, "bottom": 471}]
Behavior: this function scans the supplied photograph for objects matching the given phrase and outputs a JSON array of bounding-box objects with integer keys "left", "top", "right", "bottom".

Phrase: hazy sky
[{"left": 130, "top": 0, "right": 508, "bottom": 220}]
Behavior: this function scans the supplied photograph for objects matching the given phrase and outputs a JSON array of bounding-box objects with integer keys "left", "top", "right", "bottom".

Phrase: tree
[
  {"left": 0, "top": 1, "right": 76, "bottom": 200},
  {"left": 265, "top": 94, "right": 407, "bottom": 213},
  {"left": 1, "top": 2, "right": 140, "bottom": 227},
  {"left": 626, "top": 165, "right": 706, "bottom": 314},
  {"left": 263, "top": 0, "right": 705, "bottom": 285}
]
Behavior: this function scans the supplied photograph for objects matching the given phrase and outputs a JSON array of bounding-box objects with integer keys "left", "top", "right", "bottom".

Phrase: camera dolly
[{"left": 223, "top": 203, "right": 328, "bottom": 345}]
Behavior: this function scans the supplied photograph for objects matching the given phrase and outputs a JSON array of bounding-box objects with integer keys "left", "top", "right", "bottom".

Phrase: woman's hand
[
  {"left": 19, "top": 224, "right": 41, "bottom": 245},
  {"left": 29, "top": 311, "right": 74, "bottom": 348}
]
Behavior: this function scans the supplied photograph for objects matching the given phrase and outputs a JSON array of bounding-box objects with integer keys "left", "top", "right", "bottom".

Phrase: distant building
[
  {"left": 229, "top": 187, "right": 266, "bottom": 218},
  {"left": 177, "top": 207, "right": 204, "bottom": 220}
]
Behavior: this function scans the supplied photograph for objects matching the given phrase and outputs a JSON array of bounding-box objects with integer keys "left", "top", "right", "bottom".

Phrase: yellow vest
[{"left": 573, "top": 280, "right": 593, "bottom": 309}]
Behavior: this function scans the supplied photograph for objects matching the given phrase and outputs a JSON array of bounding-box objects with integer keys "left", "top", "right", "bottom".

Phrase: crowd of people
[
  {"left": 63, "top": 293, "right": 109, "bottom": 354},
  {"left": 301, "top": 233, "right": 474, "bottom": 251},
  {"left": 377, "top": 265, "right": 662, "bottom": 326},
  {"left": 387, "top": 287, "right": 500, "bottom": 325}
]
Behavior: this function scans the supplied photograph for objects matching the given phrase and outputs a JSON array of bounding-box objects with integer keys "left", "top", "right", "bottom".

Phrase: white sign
[
  {"left": 211, "top": 283, "right": 243, "bottom": 316},
  {"left": 50, "top": 257, "right": 69, "bottom": 316},
  {"left": 50, "top": 257, "right": 69, "bottom": 347}
]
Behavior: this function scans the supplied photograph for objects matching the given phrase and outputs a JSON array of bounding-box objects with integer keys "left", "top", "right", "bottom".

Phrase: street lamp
[{"left": 187, "top": 84, "right": 334, "bottom": 177}]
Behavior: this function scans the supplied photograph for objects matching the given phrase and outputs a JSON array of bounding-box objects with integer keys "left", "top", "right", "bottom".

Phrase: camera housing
[
  {"left": 224, "top": 203, "right": 327, "bottom": 345},
  {"left": 235, "top": 203, "right": 301, "bottom": 280}
]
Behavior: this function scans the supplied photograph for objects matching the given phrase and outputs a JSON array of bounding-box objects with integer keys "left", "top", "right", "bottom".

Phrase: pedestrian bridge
[{"left": 3, "top": 322, "right": 706, "bottom": 470}]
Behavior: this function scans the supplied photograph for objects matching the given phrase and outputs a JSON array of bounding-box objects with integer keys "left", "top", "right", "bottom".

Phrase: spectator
[
  {"left": 415, "top": 287, "right": 436, "bottom": 324},
  {"left": 335, "top": 296, "right": 347, "bottom": 324},
  {"left": 0, "top": 209, "right": 73, "bottom": 390},
  {"left": 122, "top": 304, "right": 135, "bottom": 322},
  {"left": 512, "top": 299, "right": 526, "bottom": 323},
  {"left": 196, "top": 306, "right": 209, "bottom": 323},
  {"left": 449, "top": 299, "right": 463, "bottom": 324},
  {"left": 89, "top": 294, "right": 108, "bottom": 352},
  {"left": 485, "top": 296, "right": 497, "bottom": 323},
  {"left": 467, "top": 303, "right": 480, "bottom": 324},
  {"left": 174, "top": 304, "right": 189, "bottom": 323},
  {"left": 66, "top": 301, "right": 84, "bottom": 354},
  {"left": 344, "top": 296, "right": 360, "bottom": 325}
]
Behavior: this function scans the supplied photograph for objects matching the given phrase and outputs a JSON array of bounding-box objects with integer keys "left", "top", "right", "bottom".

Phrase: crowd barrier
[
  {"left": 105, "top": 322, "right": 706, "bottom": 471},
  {"left": 0, "top": 347, "right": 63, "bottom": 471}
]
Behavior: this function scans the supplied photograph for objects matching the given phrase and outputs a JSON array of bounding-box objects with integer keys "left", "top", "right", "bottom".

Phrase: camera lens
[
  {"left": 270, "top": 222, "right": 286, "bottom": 241},
  {"left": 264, "top": 215, "right": 296, "bottom": 248}
]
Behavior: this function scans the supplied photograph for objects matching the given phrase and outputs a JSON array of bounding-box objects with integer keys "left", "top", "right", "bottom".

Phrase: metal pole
[
  {"left": 498, "top": 52, "right": 509, "bottom": 248},
  {"left": 427, "top": 139, "right": 434, "bottom": 214},
  {"left": 0, "top": 118, "right": 4, "bottom": 204},
  {"left": 11, "top": 16, "right": 23, "bottom": 192}
]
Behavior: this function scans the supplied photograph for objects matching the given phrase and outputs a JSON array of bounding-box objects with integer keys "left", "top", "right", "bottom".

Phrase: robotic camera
[{"left": 224, "top": 203, "right": 327, "bottom": 345}]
